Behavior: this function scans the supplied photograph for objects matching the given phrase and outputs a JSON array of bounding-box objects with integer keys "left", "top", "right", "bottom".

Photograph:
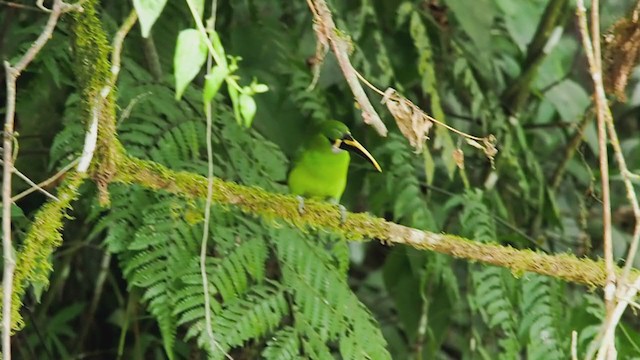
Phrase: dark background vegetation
[{"left": 2, "top": 0, "right": 640, "bottom": 358}]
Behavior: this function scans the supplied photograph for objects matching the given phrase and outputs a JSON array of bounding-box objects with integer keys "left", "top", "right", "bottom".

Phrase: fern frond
[
  {"left": 462, "top": 189, "right": 521, "bottom": 358},
  {"left": 298, "top": 321, "right": 335, "bottom": 360},
  {"left": 287, "top": 68, "right": 331, "bottom": 124},
  {"left": 213, "top": 283, "right": 288, "bottom": 348},
  {"left": 370, "top": 133, "right": 434, "bottom": 229},
  {"left": 275, "top": 229, "right": 391, "bottom": 359},
  {"left": 519, "top": 274, "right": 566, "bottom": 360},
  {"left": 262, "top": 326, "right": 302, "bottom": 360},
  {"left": 49, "top": 94, "right": 85, "bottom": 168}
]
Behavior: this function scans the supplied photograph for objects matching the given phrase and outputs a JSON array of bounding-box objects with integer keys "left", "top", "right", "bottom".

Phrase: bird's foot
[
  {"left": 296, "top": 195, "right": 305, "bottom": 215},
  {"left": 328, "top": 198, "right": 347, "bottom": 225},
  {"left": 338, "top": 204, "right": 347, "bottom": 225}
]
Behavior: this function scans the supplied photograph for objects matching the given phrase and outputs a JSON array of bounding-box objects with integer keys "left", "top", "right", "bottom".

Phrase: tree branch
[
  {"left": 306, "top": 0, "right": 388, "bottom": 136},
  {"left": 115, "top": 155, "right": 636, "bottom": 289}
]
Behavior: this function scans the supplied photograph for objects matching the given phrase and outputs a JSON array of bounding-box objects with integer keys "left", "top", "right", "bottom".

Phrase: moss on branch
[
  {"left": 3, "top": 172, "right": 85, "bottom": 330},
  {"left": 115, "top": 155, "right": 627, "bottom": 289},
  {"left": 71, "top": 0, "right": 122, "bottom": 203}
]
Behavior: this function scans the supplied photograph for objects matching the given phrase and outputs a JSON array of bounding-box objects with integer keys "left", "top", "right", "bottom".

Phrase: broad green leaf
[
  {"left": 191, "top": 0, "right": 204, "bottom": 20},
  {"left": 203, "top": 65, "right": 229, "bottom": 104},
  {"left": 174, "top": 29, "right": 208, "bottom": 100},
  {"left": 443, "top": 0, "right": 495, "bottom": 49},
  {"left": 423, "top": 147, "right": 435, "bottom": 185},
  {"left": 133, "top": 0, "right": 168, "bottom": 38},
  {"left": 396, "top": 2, "right": 413, "bottom": 27},
  {"left": 239, "top": 93, "right": 257, "bottom": 127},
  {"left": 544, "top": 80, "right": 590, "bottom": 122},
  {"left": 495, "top": 0, "right": 546, "bottom": 50},
  {"left": 383, "top": 248, "right": 423, "bottom": 339},
  {"left": 210, "top": 31, "right": 227, "bottom": 67}
]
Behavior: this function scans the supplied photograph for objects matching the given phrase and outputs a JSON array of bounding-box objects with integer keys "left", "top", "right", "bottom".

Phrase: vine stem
[
  {"left": 2, "top": 0, "right": 64, "bottom": 358},
  {"left": 198, "top": 0, "right": 231, "bottom": 358}
]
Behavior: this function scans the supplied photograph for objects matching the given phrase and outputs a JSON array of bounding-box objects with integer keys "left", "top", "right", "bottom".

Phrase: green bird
[{"left": 288, "top": 120, "right": 382, "bottom": 217}]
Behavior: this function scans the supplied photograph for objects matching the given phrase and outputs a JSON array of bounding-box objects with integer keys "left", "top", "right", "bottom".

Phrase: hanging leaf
[
  {"left": 133, "top": 0, "right": 168, "bottom": 38},
  {"left": 228, "top": 80, "right": 241, "bottom": 124},
  {"left": 191, "top": 0, "right": 205, "bottom": 20},
  {"left": 174, "top": 29, "right": 208, "bottom": 100},
  {"left": 443, "top": 0, "right": 495, "bottom": 49},
  {"left": 239, "top": 93, "right": 257, "bottom": 127},
  {"left": 203, "top": 65, "right": 229, "bottom": 104}
]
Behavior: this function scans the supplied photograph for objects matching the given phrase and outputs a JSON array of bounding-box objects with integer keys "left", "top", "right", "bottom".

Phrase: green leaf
[
  {"left": 544, "top": 80, "right": 590, "bottom": 122},
  {"left": 174, "top": 29, "right": 208, "bottom": 100},
  {"left": 251, "top": 83, "right": 269, "bottom": 94},
  {"left": 239, "top": 93, "right": 257, "bottom": 127},
  {"left": 133, "top": 0, "right": 168, "bottom": 38},
  {"left": 495, "top": 0, "right": 546, "bottom": 50},
  {"left": 191, "top": 0, "right": 205, "bottom": 20},
  {"left": 203, "top": 66, "right": 229, "bottom": 104},
  {"left": 228, "top": 80, "right": 241, "bottom": 124},
  {"left": 443, "top": 0, "right": 495, "bottom": 49},
  {"left": 423, "top": 147, "right": 435, "bottom": 185},
  {"left": 210, "top": 31, "right": 227, "bottom": 67}
]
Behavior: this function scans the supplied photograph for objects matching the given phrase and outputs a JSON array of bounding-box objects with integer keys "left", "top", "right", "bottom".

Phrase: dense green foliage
[{"left": 2, "top": 0, "right": 640, "bottom": 358}]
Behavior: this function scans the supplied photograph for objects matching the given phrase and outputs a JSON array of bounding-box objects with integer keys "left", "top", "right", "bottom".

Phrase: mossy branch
[
  {"left": 2, "top": 172, "right": 85, "bottom": 330},
  {"left": 116, "top": 155, "right": 631, "bottom": 289}
]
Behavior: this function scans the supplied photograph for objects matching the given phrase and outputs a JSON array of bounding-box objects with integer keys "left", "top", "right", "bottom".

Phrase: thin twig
[
  {"left": 306, "top": 0, "right": 388, "bottom": 136},
  {"left": 597, "top": 37, "right": 640, "bottom": 360},
  {"left": 356, "top": 71, "right": 485, "bottom": 142},
  {"left": 596, "top": 276, "right": 640, "bottom": 360},
  {"left": 355, "top": 71, "right": 496, "bottom": 161},
  {"left": 577, "top": 1, "right": 631, "bottom": 358},
  {"left": 610, "top": 119, "right": 640, "bottom": 283},
  {"left": 0, "top": 1, "right": 42, "bottom": 11},
  {"left": 201, "top": 66, "right": 221, "bottom": 358},
  {"left": 110, "top": 10, "right": 137, "bottom": 85},
  {"left": 117, "top": 92, "right": 151, "bottom": 127},
  {"left": 11, "top": 158, "right": 80, "bottom": 202},
  {"left": 2, "top": 0, "right": 64, "bottom": 358},
  {"left": 0, "top": 158, "right": 59, "bottom": 202},
  {"left": 11, "top": 168, "right": 58, "bottom": 201}
]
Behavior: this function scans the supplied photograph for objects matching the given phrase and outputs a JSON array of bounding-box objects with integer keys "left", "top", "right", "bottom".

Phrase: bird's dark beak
[{"left": 338, "top": 134, "right": 382, "bottom": 172}]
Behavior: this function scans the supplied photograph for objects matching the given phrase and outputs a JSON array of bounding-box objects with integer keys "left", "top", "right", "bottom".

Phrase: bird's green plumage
[
  {"left": 288, "top": 135, "right": 350, "bottom": 201},
  {"left": 288, "top": 121, "right": 351, "bottom": 201}
]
